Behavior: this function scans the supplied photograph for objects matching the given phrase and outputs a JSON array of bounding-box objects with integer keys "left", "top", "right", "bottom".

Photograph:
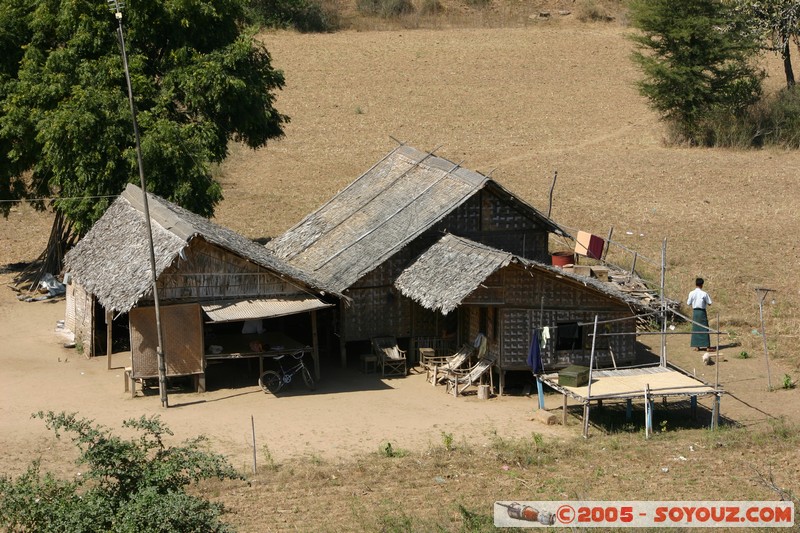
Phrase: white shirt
[{"left": 687, "top": 288, "right": 712, "bottom": 309}]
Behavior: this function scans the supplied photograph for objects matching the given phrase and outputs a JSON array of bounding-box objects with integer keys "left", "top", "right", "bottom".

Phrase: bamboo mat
[{"left": 544, "top": 366, "right": 718, "bottom": 401}]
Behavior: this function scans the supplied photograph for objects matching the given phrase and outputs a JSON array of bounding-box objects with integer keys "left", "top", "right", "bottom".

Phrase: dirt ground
[
  {"left": 0, "top": 282, "right": 578, "bottom": 477},
  {"left": 2, "top": 17, "right": 800, "bottom": 504}
]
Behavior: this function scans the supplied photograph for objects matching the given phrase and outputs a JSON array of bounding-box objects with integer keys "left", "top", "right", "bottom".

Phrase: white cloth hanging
[{"left": 540, "top": 326, "right": 550, "bottom": 349}]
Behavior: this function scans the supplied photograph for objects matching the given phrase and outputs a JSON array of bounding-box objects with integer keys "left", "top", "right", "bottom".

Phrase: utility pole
[{"left": 107, "top": 0, "right": 169, "bottom": 407}]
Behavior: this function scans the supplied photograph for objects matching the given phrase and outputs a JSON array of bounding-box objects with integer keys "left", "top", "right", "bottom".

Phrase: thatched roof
[
  {"left": 395, "top": 234, "right": 646, "bottom": 315},
  {"left": 394, "top": 234, "right": 513, "bottom": 314},
  {"left": 65, "top": 184, "right": 333, "bottom": 313},
  {"left": 267, "top": 144, "right": 564, "bottom": 293}
]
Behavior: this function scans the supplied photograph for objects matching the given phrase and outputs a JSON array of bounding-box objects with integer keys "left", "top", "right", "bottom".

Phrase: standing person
[{"left": 687, "top": 278, "right": 712, "bottom": 351}]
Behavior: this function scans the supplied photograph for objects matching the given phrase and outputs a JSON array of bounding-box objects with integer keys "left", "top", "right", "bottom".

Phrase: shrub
[
  {"left": 0, "top": 412, "right": 242, "bottom": 533},
  {"left": 682, "top": 86, "right": 800, "bottom": 148},
  {"left": 576, "top": 0, "right": 615, "bottom": 22},
  {"left": 464, "top": 0, "right": 491, "bottom": 8},
  {"left": 357, "top": 0, "right": 415, "bottom": 18},
  {"left": 248, "top": 0, "right": 340, "bottom": 32},
  {"left": 758, "top": 86, "right": 800, "bottom": 148},
  {"left": 419, "top": 0, "right": 443, "bottom": 16}
]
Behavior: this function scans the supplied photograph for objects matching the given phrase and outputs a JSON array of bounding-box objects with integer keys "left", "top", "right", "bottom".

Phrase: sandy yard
[{"left": 0, "top": 282, "right": 578, "bottom": 476}]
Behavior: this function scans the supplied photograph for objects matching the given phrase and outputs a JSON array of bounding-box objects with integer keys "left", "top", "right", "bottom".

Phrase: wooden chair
[
  {"left": 444, "top": 352, "right": 496, "bottom": 397},
  {"left": 425, "top": 333, "right": 486, "bottom": 385},
  {"left": 371, "top": 337, "right": 407, "bottom": 378}
]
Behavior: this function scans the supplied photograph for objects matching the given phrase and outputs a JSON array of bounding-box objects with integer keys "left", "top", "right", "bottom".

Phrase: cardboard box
[
  {"left": 573, "top": 265, "right": 592, "bottom": 277},
  {"left": 575, "top": 231, "right": 604, "bottom": 259},
  {"left": 558, "top": 365, "right": 590, "bottom": 387},
  {"left": 591, "top": 266, "right": 609, "bottom": 282}
]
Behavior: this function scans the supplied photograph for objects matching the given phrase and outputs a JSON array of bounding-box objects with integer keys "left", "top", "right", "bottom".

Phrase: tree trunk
[
  {"left": 13, "top": 210, "right": 78, "bottom": 292},
  {"left": 782, "top": 36, "right": 795, "bottom": 89}
]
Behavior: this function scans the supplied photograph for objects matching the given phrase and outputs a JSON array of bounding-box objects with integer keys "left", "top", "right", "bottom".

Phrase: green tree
[
  {"left": 735, "top": 0, "right": 800, "bottom": 88},
  {"left": 0, "top": 0, "right": 288, "bottom": 235},
  {"left": 0, "top": 411, "right": 243, "bottom": 532},
  {"left": 629, "top": 0, "right": 763, "bottom": 143}
]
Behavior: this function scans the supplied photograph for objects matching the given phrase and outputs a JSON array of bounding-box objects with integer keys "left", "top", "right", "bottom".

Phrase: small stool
[
  {"left": 418, "top": 347, "right": 435, "bottom": 367},
  {"left": 360, "top": 353, "right": 378, "bottom": 374}
]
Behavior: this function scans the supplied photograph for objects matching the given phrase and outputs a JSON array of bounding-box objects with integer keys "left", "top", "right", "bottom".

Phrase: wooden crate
[{"left": 558, "top": 365, "right": 590, "bottom": 387}]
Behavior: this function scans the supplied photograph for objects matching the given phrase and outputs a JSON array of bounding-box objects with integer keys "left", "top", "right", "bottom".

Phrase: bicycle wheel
[
  {"left": 302, "top": 366, "right": 316, "bottom": 391},
  {"left": 259, "top": 370, "right": 283, "bottom": 394}
]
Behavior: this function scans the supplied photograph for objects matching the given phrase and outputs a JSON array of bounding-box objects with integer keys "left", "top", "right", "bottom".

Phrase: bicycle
[{"left": 258, "top": 351, "right": 316, "bottom": 394}]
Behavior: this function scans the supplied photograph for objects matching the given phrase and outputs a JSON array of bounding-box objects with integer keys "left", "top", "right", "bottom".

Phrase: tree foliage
[
  {"left": 628, "top": 0, "right": 764, "bottom": 143},
  {"left": 0, "top": 0, "right": 288, "bottom": 234},
  {"left": 0, "top": 411, "right": 243, "bottom": 532},
  {"left": 735, "top": 0, "right": 800, "bottom": 87}
]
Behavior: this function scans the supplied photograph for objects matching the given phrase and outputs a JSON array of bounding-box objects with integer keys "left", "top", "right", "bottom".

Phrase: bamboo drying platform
[{"left": 537, "top": 364, "right": 723, "bottom": 438}]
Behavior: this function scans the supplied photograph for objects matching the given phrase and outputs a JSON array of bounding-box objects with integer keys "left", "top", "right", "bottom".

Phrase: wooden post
[
  {"left": 106, "top": 309, "right": 113, "bottom": 370},
  {"left": 536, "top": 377, "right": 545, "bottom": 410},
  {"left": 756, "top": 288, "right": 775, "bottom": 391},
  {"left": 644, "top": 384, "right": 651, "bottom": 439},
  {"left": 715, "top": 312, "right": 720, "bottom": 390},
  {"left": 562, "top": 394, "right": 568, "bottom": 425},
  {"left": 582, "top": 402, "right": 590, "bottom": 438},
  {"left": 625, "top": 399, "right": 632, "bottom": 421},
  {"left": 660, "top": 238, "right": 667, "bottom": 367},
  {"left": 251, "top": 415, "right": 257, "bottom": 474},
  {"left": 628, "top": 252, "right": 638, "bottom": 282},
  {"left": 311, "top": 310, "right": 320, "bottom": 380},
  {"left": 587, "top": 315, "right": 598, "bottom": 399},
  {"left": 602, "top": 226, "right": 614, "bottom": 261},
  {"left": 339, "top": 302, "right": 347, "bottom": 368}
]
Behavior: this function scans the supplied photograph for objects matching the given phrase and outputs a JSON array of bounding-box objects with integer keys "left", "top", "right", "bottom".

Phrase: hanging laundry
[
  {"left": 527, "top": 329, "right": 543, "bottom": 374},
  {"left": 540, "top": 326, "right": 550, "bottom": 350}
]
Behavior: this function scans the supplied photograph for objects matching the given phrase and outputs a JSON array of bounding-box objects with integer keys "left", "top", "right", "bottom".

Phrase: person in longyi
[{"left": 687, "top": 277, "right": 712, "bottom": 353}]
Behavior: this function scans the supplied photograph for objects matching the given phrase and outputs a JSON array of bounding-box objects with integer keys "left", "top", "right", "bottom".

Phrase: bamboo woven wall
[
  {"left": 431, "top": 191, "right": 549, "bottom": 262},
  {"left": 342, "top": 285, "right": 412, "bottom": 341},
  {"left": 129, "top": 303, "right": 203, "bottom": 378},
  {"left": 465, "top": 265, "right": 631, "bottom": 312},
  {"left": 66, "top": 282, "right": 94, "bottom": 356},
  {"left": 156, "top": 239, "right": 303, "bottom": 303},
  {"left": 501, "top": 308, "right": 635, "bottom": 371}
]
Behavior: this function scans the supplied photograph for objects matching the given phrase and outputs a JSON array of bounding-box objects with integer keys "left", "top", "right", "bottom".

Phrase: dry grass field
[{"left": 2, "top": 7, "right": 800, "bottom": 532}]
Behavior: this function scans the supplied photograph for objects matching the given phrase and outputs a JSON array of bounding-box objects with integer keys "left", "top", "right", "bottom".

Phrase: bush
[
  {"left": 357, "top": 0, "right": 415, "bottom": 18},
  {"left": 0, "top": 412, "right": 243, "bottom": 533},
  {"left": 759, "top": 86, "right": 800, "bottom": 148},
  {"left": 464, "top": 0, "right": 491, "bottom": 8},
  {"left": 576, "top": 0, "right": 615, "bottom": 22},
  {"left": 419, "top": 0, "right": 443, "bottom": 16},
  {"left": 248, "top": 0, "right": 340, "bottom": 32},
  {"left": 678, "top": 86, "right": 800, "bottom": 148}
]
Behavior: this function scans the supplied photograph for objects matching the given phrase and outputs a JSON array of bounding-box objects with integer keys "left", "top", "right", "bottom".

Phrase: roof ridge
[{"left": 122, "top": 183, "right": 196, "bottom": 241}]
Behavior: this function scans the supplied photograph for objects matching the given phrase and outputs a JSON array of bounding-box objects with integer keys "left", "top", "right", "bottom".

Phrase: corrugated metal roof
[{"left": 201, "top": 297, "right": 333, "bottom": 323}]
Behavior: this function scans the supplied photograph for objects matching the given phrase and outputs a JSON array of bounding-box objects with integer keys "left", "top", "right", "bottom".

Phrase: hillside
[{"left": 2, "top": 14, "right": 799, "bottom": 532}]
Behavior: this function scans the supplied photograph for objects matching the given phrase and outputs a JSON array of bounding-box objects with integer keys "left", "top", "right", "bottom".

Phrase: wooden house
[
  {"left": 267, "top": 144, "right": 645, "bottom": 389},
  {"left": 64, "top": 184, "right": 335, "bottom": 391},
  {"left": 395, "top": 234, "right": 644, "bottom": 393}
]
